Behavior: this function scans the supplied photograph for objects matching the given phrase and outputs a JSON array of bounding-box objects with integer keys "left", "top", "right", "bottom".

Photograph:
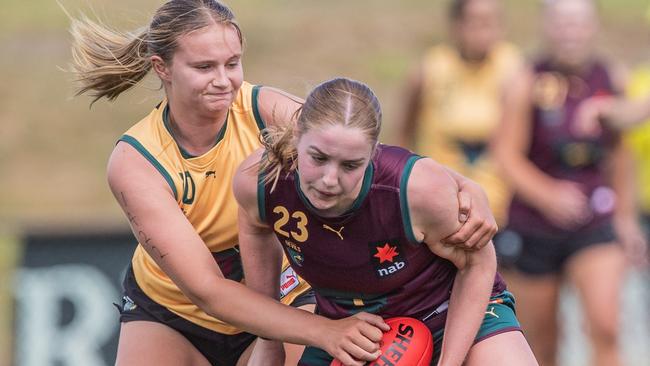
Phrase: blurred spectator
[
  {"left": 492, "top": 1, "right": 648, "bottom": 366},
  {"left": 395, "top": 0, "right": 523, "bottom": 227}
]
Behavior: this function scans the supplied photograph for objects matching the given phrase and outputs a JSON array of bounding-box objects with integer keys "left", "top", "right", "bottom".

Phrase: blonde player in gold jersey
[
  {"left": 396, "top": 0, "right": 523, "bottom": 228},
  {"left": 70, "top": 1, "right": 500, "bottom": 365}
]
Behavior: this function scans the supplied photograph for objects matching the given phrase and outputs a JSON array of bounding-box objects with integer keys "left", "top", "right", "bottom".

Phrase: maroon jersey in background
[{"left": 508, "top": 60, "right": 621, "bottom": 236}]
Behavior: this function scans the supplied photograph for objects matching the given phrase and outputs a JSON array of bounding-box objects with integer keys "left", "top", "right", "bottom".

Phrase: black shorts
[
  {"left": 116, "top": 266, "right": 315, "bottom": 366},
  {"left": 495, "top": 221, "right": 617, "bottom": 275}
]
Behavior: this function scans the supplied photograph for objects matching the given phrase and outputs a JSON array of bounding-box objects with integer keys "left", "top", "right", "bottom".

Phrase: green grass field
[{"left": 1, "top": 0, "right": 649, "bottom": 226}]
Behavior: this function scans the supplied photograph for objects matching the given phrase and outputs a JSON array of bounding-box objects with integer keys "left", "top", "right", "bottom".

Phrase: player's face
[
  {"left": 544, "top": 0, "right": 598, "bottom": 67},
  {"left": 165, "top": 23, "right": 243, "bottom": 114},
  {"left": 454, "top": 0, "right": 503, "bottom": 61},
  {"left": 296, "top": 124, "right": 374, "bottom": 217}
]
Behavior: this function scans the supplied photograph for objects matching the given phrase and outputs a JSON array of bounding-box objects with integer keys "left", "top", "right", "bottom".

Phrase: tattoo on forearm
[
  {"left": 138, "top": 229, "right": 169, "bottom": 260},
  {"left": 151, "top": 246, "right": 170, "bottom": 260},
  {"left": 120, "top": 191, "right": 169, "bottom": 260},
  {"left": 127, "top": 211, "right": 139, "bottom": 227},
  {"left": 120, "top": 192, "right": 140, "bottom": 226}
]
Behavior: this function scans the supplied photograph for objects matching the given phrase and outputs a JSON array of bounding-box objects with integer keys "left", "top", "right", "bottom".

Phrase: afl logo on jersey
[{"left": 369, "top": 240, "right": 407, "bottom": 278}]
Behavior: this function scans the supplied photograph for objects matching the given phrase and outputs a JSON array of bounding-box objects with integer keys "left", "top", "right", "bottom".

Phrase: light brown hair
[
  {"left": 260, "top": 77, "right": 382, "bottom": 190},
  {"left": 69, "top": 0, "right": 242, "bottom": 105}
]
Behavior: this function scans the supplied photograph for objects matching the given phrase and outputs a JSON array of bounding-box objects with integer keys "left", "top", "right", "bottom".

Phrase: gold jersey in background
[
  {"left": 624, "top": 67, "right": 650, "bottom": 215},
  {"left": 414, "top": 42, "right": 523, "bottom": 225},
  {"left": 120, "top": 81, "right": 310, "bottom": 334}
]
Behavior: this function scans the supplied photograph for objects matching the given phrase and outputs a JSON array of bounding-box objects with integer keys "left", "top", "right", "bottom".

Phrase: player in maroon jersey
[
  {"left": 492, "top": 1, "right": 647, "bottom": 365},
  {"left": 234, "top": 77, "right": 537, "bottom": 366}
]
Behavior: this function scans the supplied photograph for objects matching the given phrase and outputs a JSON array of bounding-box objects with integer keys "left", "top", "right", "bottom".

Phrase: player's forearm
[
  {"left": 196, "top": 277, "right": 324, "bottom": 345},
  {"left": 610, "top": 144, "right": 638, "bottom": 222},
  {"left": 603, "top": 96, "right": 650, "bottom": 129},
  {"left": 239, "top": 231, "right": 284, "bottom": 299},
  {"left": 438, "top": 246, "right": 496, "bottom": 366},
  {"left": 495, "top": 148, "right": 557, "bottom": 213},
  {"left": 443, "top": 167, "right": 489, "bottom": 203},
  {"left": 443, "top": 166, "right": 471, "bottom": 191}
]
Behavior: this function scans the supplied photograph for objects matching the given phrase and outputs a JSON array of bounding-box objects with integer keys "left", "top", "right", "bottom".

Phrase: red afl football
[{"left": 330, "top": 316, "right": 433, "bottom": 366}]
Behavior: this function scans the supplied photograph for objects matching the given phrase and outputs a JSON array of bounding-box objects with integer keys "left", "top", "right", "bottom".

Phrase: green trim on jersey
[
  {"left": 350, "top": 162, "right": 374, "bottom": 212},
  {"left": 312, "top": 286, "right": 388, "bottom": 315},
  {"left": 294, "top": 162, "right": 374, "bottom": 217},
  {"left": 162, "top": 104, "right": 229, "bottom": 159},
  {"left": 400, "top": 155, "right": 424, "bottom": 245},
  {"left": 119, "top": 134, "right": 178, "bottom": 199},
  {"left": 252, "top": 85, "right": 266, "bottom": 131},
  {"left": 214, "top": 114, "right": 229, "bottom": 144}
]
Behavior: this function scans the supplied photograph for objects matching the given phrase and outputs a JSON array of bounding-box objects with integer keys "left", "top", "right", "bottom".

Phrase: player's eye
[
  {"left": 311, "top": 155, "right": 326, "bottom": 164},
  {"left": 342, "top": 163, "right": 360, "bottom": 171}
]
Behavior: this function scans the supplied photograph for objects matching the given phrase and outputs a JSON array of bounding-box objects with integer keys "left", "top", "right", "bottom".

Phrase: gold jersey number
[{"left": 273, "top": 206, "right": 309, "bottom": 242}]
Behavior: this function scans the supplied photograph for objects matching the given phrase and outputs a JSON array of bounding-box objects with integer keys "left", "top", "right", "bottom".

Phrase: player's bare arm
[
  {"left": 407, "top": 158, "right": 497, "bottom": 366},
  {"left": 257, "top": 87, "right": 304, "bottom": 128}
]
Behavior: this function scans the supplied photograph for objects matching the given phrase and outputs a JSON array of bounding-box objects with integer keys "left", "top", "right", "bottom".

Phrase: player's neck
[{"left": 166, "top": 103, "right": 228, "bottom": 156}]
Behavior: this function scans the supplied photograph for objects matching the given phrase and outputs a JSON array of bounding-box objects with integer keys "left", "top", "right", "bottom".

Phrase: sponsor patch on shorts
[
  {"left": 122, "top": 295, "right": 137, "bottom": 312},
  {"left": 279, "top": 266, "right": 300, "bottom": 299}
]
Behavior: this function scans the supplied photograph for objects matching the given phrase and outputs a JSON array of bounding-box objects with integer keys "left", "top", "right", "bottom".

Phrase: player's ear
[{"left": 151, "top": 55, "right": 171, "bottom": 82}]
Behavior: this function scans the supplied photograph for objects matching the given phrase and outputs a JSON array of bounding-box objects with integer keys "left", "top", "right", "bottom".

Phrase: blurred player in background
[
  {"left": 396, "top": 0, "right": 523, "bottom": 228},
  {"left": 492, "top": 0, "right": 648, "bottom": 365}
]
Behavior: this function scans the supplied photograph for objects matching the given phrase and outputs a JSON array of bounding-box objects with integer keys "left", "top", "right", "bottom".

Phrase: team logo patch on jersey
[
  {"left": 286, "top": 247, "right": 304, "bottom": 267},
  {"left": 369, "top": 240, "right": 408, "bottom": 278},
  {"left": 279, "top": 266, "right": 300, "bottom": 299}
]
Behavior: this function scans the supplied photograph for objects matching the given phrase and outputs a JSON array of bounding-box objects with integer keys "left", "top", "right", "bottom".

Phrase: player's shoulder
[
  {"left": 407, "top": 158, "right": 460, "bottom": 224},
  {"left": 233, "top": 148, "right": 265, "bottom": 207},
  {"left": 255, "top": 86, "right": 304, "bottom": 127}
]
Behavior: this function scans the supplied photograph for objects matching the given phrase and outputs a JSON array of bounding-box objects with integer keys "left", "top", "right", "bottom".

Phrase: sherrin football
[{"left": 330, "top": 316, "right": 433, "bottom": 366}]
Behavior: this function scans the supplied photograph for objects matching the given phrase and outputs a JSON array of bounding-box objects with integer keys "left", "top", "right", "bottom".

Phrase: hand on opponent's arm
[
  {"left": 439, "top": 167, "right": 498, "bottom": 251},
  {"left": 408, "top": 158, "right": 497, "bottom": 366}
]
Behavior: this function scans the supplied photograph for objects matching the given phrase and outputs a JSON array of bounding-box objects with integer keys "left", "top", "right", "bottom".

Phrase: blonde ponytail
[
  {"left": 70, "top": 16, "right": 150, "bottom": 104},
  {"left": 259, "top": 119, "right": 299, "bottom": 192}
]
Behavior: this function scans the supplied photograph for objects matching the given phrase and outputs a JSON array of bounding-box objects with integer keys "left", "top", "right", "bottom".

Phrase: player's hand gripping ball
[{"left": 330, "top": 317, "right": 433, "bottom": 366}]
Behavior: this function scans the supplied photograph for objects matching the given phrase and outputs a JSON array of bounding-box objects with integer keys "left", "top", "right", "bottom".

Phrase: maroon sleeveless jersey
[
  {"left": 508, "top": 59, "right": 621, "bottom": 236},
  {"left": 259, "top": 144, "right": 506, "bottom": 329}
]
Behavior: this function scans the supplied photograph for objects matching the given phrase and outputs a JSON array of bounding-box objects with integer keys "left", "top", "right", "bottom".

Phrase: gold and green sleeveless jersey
[
  {"left": 625, "top": 67, "right": 650, "bottom": 214},
  {"left": 413, "top": 42, "right": 523, "bottom": 225},
  {"left": 119, "top": 81, "right": 311, "bottom": 334}
]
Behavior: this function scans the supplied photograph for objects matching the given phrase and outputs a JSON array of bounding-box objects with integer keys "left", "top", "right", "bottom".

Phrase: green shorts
[
  {"left": 298, "top": 291, "right": 521, "bottom": 366},
  {"left": 430, "top": 290, "right": 521, "bottom": 364}
]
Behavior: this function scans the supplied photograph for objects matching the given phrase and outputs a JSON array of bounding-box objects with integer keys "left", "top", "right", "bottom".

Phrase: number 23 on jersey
[{"left": 273, "top": 205, "right": 309, "bottom": 242}]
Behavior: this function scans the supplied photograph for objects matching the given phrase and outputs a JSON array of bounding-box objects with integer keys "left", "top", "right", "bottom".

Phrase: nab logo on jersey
[{"left": 369, "top": 240, "right": 407, "bottom": 278}]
